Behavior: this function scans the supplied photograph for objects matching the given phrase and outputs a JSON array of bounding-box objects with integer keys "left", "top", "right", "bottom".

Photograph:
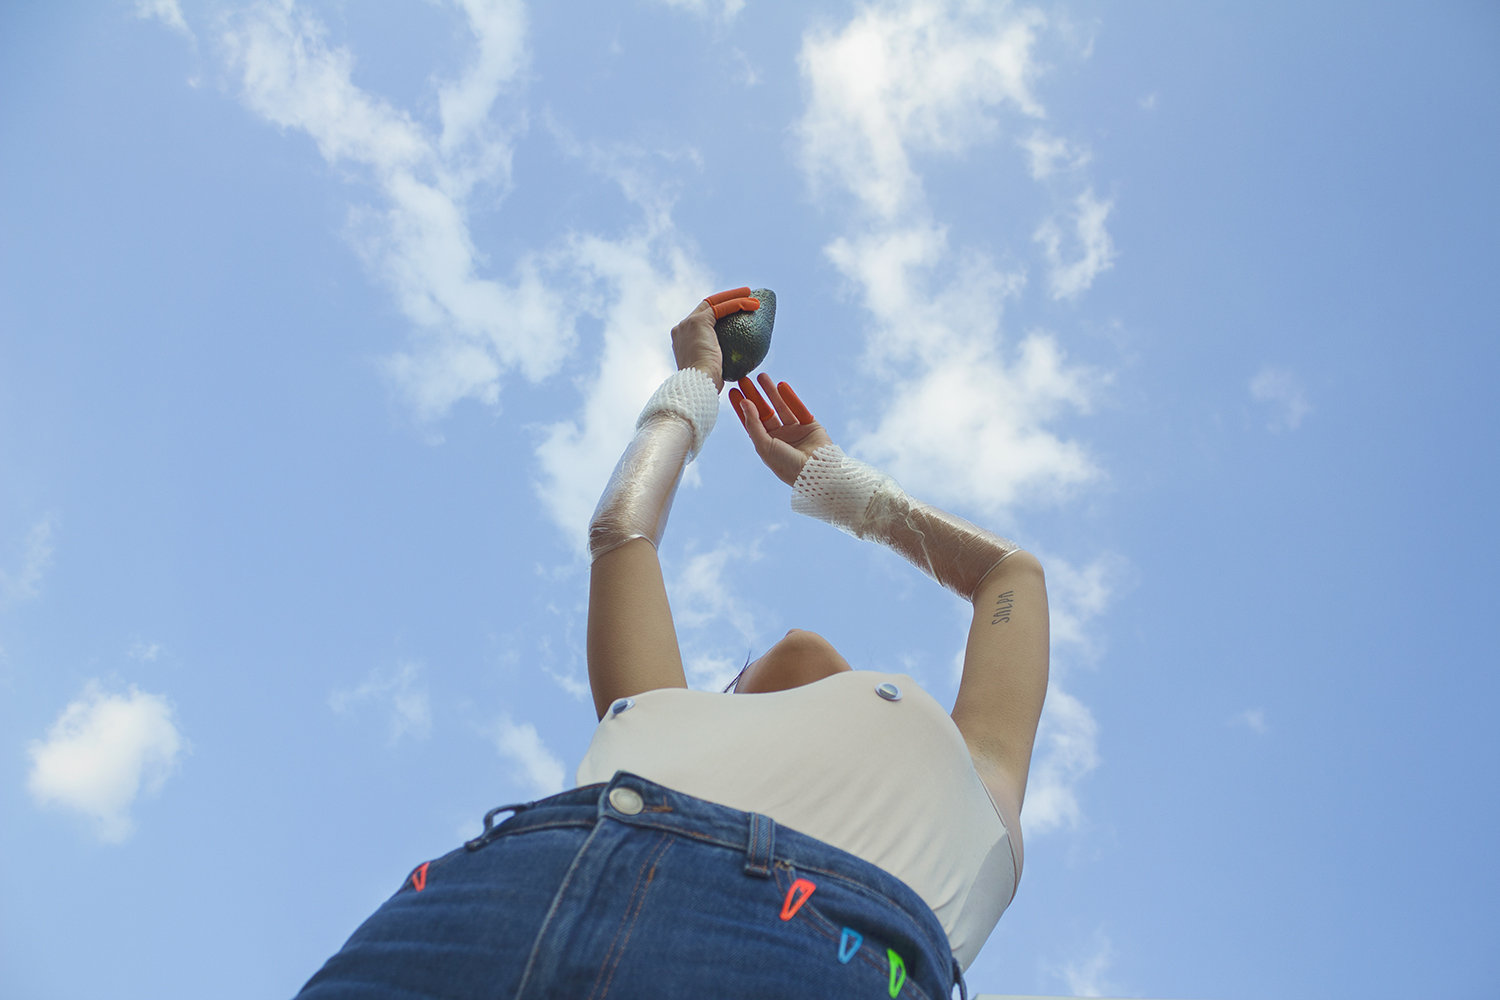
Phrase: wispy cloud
[
  {"left": 1023, "top": 685, "right": 1099, "bottom": 835},
  {"left": 797, "top": 3, "right": 1110, "bottom": 520},
  {"left": 0, "top": 513, "right": 58, "bottom": 606},
  {"left": 1250, "top": 366, "right": 1311, "bottom": 431},
  {"left": 1010, "top": 552, "right": 1124, "bottom": 835},
  {"left": 826, "top": 223, "right": 1107, "bottom": 518},
  {"left": 1020, "top": 129, "right": 1092, "bottom": 180},
  {"left": 796, "top": 0, "right": 1045, "bottom": 220},
  {"left": 668, "top": 528, "right": 780, "bottom": 688},
  {"left": 203, "top": 1, "right": 726, "bottom": 552},
  {"left": 488, "top": 712, "right": 567, "bottom": 797},
  {"left": 648, "top": 0, "right": 746, "bottom": 19},
  {"left": 1047, "top": 552, "right": 1128, "bottom": 657},
  {"left": 1035, "top": 188, "right": 1117, "bottom": 300},
  {"left": 329, "top": 661, "right": 432, "bottom": 743},
  {"left": 217, "top": 0, "right": 579, "bottom": 420},
  {"left": 1052, "top": 929, "right": 1119, "bottom": 997},
  {"left": 127, "top": 640, "right": 163, "bottom": 662},
  {"left": 26, "top": 682, "right": 188, "bottom": 843},
  {"left": 134, "top": 0, "right": 193, "bottom": 41}
]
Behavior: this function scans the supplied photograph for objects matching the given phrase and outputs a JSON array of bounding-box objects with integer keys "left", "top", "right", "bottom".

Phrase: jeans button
[{"left": 608, "top": 787, "right": 644, "bottom": 815}]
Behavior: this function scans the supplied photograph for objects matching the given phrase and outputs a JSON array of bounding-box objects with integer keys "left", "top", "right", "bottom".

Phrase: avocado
[{"left": 715, "top": 287, "right": 775, "bottom": 382}]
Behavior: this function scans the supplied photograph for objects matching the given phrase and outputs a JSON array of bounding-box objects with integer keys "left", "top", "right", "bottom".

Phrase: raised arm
[
  {"left": 733, "top": 374, "right": 1050, "bottom": 819},
  {"left": 584, "top": 289, "right": 759, "bottom": 720}
]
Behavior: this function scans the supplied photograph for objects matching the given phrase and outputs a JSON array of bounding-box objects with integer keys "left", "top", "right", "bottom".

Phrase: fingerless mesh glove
[{"left": 790, "top": 444, "right": 1020, "bottom": 603}]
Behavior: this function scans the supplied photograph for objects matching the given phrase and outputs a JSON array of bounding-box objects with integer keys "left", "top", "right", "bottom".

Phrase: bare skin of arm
[{"left": 951, "top": 550, "right": 1050, "bottom": 876}]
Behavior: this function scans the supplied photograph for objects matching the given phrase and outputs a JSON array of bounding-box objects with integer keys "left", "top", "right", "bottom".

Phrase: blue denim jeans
[{"left": 295, "top": 770, "right": 969, "bottom": 999}]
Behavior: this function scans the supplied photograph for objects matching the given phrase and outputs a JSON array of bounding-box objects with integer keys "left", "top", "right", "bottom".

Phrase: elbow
[{"left": 1003, "top": 549, "right": 1046, "bottom": 583}]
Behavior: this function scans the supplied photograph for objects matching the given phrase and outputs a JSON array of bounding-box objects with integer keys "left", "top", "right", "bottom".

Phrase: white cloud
[
  {"left": 219, "top": 0, "right": 578, "bottom": 421},
  {"left": 668, "top": 527, "right": 782, "bottom": 687},
  {"left": 135, "top": 0, "right": 193, "bottom": 40},
  {"left": 489, "top": 712, "right": 566, "bottom": 797},
  {"left": 1047, "top": 552, "right": 1128, "bottom": 656},
  {"left": 539, "top": 114, "right": 704, "bottom": 231},
  {"left": 0, "top": 513, "right": 58, "bottom": 605},
  {"left": 329, "top": 661, "right": 432, "bottom": 742},
  {"left": 1250, "top": 366, "right": 1311, "bottom": 431},
  {"left": 1034, "top": 188, "right": 1117, "bottom": 300},
  {"left": 1054, "top": 929, "right": 1118, "bottom": 998},
  {"left": 671, "top": 539, "right": 762, "bottom": 637},
  {"left": 649, "top": 0, "right": 746, "bottom": 18},
  {"left": 26, "top": 682, "right": 187, "bottom": 843},
  {"left": 796, "top": 0, "right": 1046, "bottom": 219},
  {"left": 436, "top": 0, "right": 528, "bottom": 156},
  {"left": 224, "top": 3, "right": 430, "bottom": 172},
  {"left": 127, "top": 641, "right": 163, "bottom": 662},
  {"left": 1022, "top": 685, "right": 1099, "bottom": 835},
  {"left": 1020, "top": 129, "right": 1091, "bottom": 180},
  {"left": 825, "top": 224, "right": 1105, "bottom": 517}
]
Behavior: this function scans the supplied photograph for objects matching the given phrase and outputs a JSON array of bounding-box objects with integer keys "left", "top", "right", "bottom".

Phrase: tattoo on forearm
[{"left": 990, "top": 590, "right": 1015, "bottom": 625}]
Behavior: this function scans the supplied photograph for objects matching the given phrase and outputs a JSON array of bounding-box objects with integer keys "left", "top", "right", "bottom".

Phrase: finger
[
  {"left": 757, "top": 373, "right": 797, "bottom": 425},
  {"left": 728, "top": 387, "right": 749, "bottom": 431},
  {"left": 705, "top": 287, "right": 752, "bottom": 306},
  {"left": 737, "top": 376, "right": 779, "bottom": 428},
  {"left": 710, "top": 295, "right": 760, "bottom": 320},
  {"left": 736, "top": 395, "right": 774, "bottom": 453},
  {"left": 778, "top": 381, "right": 816, "bottom": 424},
  {"left": 737, "top": 397, "right": 763, "bottom": 441}
]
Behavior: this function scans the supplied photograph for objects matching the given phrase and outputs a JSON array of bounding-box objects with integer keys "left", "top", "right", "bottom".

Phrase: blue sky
[{"left": 2, "top": 2, "right": 1497, "bottom": 998}]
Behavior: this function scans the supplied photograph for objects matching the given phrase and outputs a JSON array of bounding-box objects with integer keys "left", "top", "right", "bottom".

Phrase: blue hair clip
[{"left": 838, "top": 927, "right": 862, "bottom": 963}]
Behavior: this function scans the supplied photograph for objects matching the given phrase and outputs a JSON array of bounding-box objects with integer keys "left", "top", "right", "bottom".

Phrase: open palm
[{"left": 730, "top": 373, "right": 835, "bottom": 487}]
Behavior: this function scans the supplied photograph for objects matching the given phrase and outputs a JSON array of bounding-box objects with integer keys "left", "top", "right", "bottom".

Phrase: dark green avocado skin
[{"left": 716, "top": 288, "right": 775, "bottom": 382}]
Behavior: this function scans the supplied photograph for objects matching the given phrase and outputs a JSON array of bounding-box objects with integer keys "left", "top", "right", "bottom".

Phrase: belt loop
[
  {"left": 743, "top": 812, "right": 775, "bottom": 878},
  {"left": 952, "top": 955, "right": 968, "bottom": 1000},
  {"left": 464, "top": 801, "right": 531, "bottom": 852}
]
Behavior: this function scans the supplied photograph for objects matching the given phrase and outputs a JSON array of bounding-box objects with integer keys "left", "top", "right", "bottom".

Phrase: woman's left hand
[{"left": 672, "top": 287, "right": 760, "bottom": 393}]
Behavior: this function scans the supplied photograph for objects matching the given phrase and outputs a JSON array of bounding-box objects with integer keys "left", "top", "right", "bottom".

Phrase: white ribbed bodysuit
[{"left": 575, "top": 669, "right": 1017, "bottom": 972}]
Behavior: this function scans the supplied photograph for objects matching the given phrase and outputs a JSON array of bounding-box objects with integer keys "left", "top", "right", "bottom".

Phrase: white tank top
[{"left": 574, "top": 670, "right": 1017, "bottom": 972}]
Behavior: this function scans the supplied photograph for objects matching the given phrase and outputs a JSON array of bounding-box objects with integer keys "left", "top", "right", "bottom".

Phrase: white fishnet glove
[{"left": 791, "top": 444, "right": 1019, "bottom": 603}]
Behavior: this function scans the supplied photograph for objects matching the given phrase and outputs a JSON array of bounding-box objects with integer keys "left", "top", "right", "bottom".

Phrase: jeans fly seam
[
  {"left": 510, "top": 819, "right": 609, "bottom": 1000},
  {"left": 586, "top": 830, "right": 675, "bottom": 1000}
]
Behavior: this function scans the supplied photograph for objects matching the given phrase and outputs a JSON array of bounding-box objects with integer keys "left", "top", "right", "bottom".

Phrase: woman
[{"left": 296, "top": 289, "right": 1049, "bottom": 1000}]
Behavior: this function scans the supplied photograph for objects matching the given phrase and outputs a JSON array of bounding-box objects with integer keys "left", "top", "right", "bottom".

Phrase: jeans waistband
[{"left": 464, "top": 770, "right": 966, "bottom": 999}]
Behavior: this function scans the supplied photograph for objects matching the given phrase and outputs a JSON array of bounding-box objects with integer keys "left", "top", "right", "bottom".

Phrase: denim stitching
[
  {"left": 588, "top": 831, "right": 675, "bottom": 1000},
  {"left": 773, "top": 866, "right": 936, "bottom": 1000}
]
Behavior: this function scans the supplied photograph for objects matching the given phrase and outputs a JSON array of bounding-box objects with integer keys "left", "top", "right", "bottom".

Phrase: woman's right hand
[{"left": 730, "top": 374, "right": 835, "bottom": 487}]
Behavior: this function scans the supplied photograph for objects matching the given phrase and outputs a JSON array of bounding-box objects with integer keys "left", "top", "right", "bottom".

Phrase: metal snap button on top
[
  {"left": 875, "top": 682, "right": 902, "bottom": 702},
  {"left": 608, "top": 787, "right": 644, "bottom": 815},
  {"left": 609, "top": 697, "right": 635, "bottom": 717}
]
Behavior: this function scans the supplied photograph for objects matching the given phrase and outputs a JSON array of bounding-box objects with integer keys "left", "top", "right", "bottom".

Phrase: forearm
[
  {"left": 866, "top": 494, "right": 1021, "bottom": 603},
  {"left": 790, "top": 444, "right": 1019, "bottom": 603},
  {"left": 588, "top": 367, "right": 719, "bottom": 561}
]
